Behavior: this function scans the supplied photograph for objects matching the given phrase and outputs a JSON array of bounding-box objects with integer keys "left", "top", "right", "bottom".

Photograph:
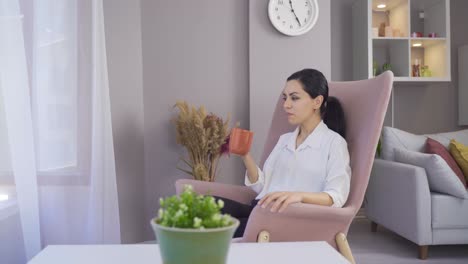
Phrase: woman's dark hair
[{"left": 287, "top": 69, "right": 346, "bottom": 139}]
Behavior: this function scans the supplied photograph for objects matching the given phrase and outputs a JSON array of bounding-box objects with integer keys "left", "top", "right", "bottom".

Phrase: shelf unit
[{"left": 352, "top": 0, "right": 451, "bottom": 82}]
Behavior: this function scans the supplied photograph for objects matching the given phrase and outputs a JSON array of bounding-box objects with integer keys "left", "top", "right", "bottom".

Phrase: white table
[{"left": 29, "top": 241, "right": 349, "bottom": 264}]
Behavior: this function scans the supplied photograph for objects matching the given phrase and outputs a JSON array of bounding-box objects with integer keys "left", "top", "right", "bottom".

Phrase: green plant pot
[{"left": 151, "top": 218, "right": 239, "bottom": 264}]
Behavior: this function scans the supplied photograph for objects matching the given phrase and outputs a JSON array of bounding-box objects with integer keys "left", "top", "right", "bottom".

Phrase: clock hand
[{"left": 289, "top": 0, "right": 302, "bottom": 27}]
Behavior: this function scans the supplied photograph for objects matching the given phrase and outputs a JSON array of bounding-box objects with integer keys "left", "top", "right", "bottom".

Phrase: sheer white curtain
[{"left": 0, "top": 0, "right": 120, "bottom": 262}]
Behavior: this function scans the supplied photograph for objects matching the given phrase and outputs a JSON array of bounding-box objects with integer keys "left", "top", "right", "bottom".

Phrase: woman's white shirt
[{"left": 245, "top": 121, "right": 351, "bottom": 208}]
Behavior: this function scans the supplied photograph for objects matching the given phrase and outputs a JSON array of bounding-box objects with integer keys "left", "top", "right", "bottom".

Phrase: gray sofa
[{"left": 366, "top": 127, "right": 468, "bottom": 259}]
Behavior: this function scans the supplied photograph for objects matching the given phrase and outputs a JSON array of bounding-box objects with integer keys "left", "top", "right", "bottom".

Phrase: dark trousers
[{"left": 213, "top": 196, "right": 259, "bottom": 238}]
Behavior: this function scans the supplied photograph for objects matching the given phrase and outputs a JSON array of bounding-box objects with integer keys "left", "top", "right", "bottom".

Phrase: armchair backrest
[{"left": 259, "top": 71, "right": 393, "bottom": 211}]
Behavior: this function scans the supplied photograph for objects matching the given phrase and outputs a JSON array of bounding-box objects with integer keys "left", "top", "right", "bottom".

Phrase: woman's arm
[
  {"left": 241, "top": 152, "right": 259, "bottom": 184},
  {"left": 258, "top": 191, "right": 333, "bottom": 213}
]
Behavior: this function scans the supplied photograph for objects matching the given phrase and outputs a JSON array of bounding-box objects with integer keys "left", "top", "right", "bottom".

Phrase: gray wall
[
  {"left": 249, "top": 0, "right": 332, "bottom": 162},
  {"left": 391, "top": 0, "right": 468, "bottom": 134},
  {"left": 103, "top": 0, "right": 467, "bottom": 242},
  {"left": 104, "top": 0, "right": 146, "bottom": 243},
  {"left": 140, "top": 0, "right": 249, "bottom": 240},
  {"left": 331, "top": 0, "right": 354, "bottom": 82}
]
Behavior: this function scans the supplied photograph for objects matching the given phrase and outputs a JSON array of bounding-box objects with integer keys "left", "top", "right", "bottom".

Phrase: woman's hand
[{"left": 258, "top": 192, "right": 303, "bottom": 213}]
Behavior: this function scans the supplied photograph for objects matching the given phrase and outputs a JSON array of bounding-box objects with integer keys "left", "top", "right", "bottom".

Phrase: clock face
[{"left": 268, "top": 0, "right": 319, "bottom": 36}]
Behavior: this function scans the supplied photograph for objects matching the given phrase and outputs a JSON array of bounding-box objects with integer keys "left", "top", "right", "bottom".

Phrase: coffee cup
[{"left": 229, "top": 128, "right": 253, "bottom": 156}]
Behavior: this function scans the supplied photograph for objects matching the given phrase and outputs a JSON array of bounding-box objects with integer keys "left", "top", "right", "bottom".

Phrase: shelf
[
  {"left": 372, "top": 37, "right": 409, "bottom": 40},
  {"left": 409, "top": 37, "right": 446, "bottom": 41},
  {"left": 410, "top": 0, "right": 447, "bottom": 38},
  {"left": 352, "top": 0, "right": 450, "bottom": 82},
  {"left": 371, "top": 0, "right": 409, "bottom": 37},
  {"left": 410, "top": 39, "right": 447, "bottom": 78},
  {"left": 373, "top": 39, "right": 409, "bottom": 77},
  {"left": 393, "top": 76, "right": 451, "bottom": 82}
]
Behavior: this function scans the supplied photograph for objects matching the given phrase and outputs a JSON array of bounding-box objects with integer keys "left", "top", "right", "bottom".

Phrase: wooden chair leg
[
  {"left": 336, "top": 233, "right": 356, "bottom": 264},
  {"left": 418, "top": 245, "right": 428, "bottom": 260},
  {"left": 257, "top": 230, "right": 270, "bottom": 243},
  {"left": 371, "top": 221, "right": 378, "bottom": 232}
]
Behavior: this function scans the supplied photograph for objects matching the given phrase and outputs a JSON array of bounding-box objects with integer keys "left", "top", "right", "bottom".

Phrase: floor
[{"left": 348, "top": 219, "right": 468, "bottom": 264}]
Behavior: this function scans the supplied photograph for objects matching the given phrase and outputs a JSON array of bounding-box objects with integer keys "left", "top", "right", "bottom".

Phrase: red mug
[{"left": 229, "top": 128, "right": 253, "bottom": 156}]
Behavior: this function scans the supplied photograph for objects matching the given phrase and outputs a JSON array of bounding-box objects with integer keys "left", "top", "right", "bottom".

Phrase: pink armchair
[{"left": 176, "top": 71, "right": 393, "bottom": 257}]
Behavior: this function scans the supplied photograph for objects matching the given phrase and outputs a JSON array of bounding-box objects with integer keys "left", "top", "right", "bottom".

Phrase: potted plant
[{"left": 151, "top": 185, "right": 239, "bottom": 264}]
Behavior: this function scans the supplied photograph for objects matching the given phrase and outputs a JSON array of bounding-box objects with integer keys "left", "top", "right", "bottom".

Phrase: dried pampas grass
[{"left": 173, "top": 101, "right": 231, "bottom": 182}]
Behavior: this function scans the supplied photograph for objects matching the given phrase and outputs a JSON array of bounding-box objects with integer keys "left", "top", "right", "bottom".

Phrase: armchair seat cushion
[{"left": 432, "top": 192, "right": 468, "bottom": 229}]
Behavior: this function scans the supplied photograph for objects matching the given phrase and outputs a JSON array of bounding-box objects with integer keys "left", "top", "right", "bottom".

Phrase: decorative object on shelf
[
  {"left": 419, "top": 11, "right": 425, "bottom": 19},
  {"left": 411, "top": 32, "right": 423, "bottom": 38},
  {"left": 382, "top": 62, "right": 392, "bottom": 72},
  {"left": 151, "top": 184, "right": 239, "bottom": 264},
  {"left": 428, "top": 32, "right": 437, "bottom": 38},
  {"left": 421, "top": 65, "right": 432, "bottom": 77},
  {"left": 173, "top": 101, "right": 232, "bottom": 182},
  {"left": 378, "top": 22, "right": 386, "bottom": 37},
  {"left": 412, "top": 59, "right": 421, "bottom": 77},
  {"left": 385, "top": 26, "right": 393, "bottom": 37},
  {"left": 372, "top": 27, "right": 378, "bottom": 38},
  {"left": 268, "top": 0, "right": 319, "bottom": 36},
  {"left": 373, "top": 60, "right": 380, "bottom": 76}
]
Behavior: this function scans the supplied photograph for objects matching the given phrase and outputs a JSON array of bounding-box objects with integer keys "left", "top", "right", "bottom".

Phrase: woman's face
[{"left": 282, "top": 80, "right": 323, "bottom": 126}]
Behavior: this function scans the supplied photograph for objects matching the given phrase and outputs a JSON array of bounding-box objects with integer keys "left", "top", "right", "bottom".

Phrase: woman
[{"left": 220, "top": 69, "right": 351, "bottom": 237}]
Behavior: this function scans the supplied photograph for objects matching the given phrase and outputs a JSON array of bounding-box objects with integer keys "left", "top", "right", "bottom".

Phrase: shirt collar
[{"left": 285, "top": 120, "right": 328, "bottom": 152}]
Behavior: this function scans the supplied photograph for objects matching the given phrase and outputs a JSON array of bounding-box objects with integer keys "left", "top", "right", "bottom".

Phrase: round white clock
[{"left": 268, "top": 0, "right": 319, "bottom": 36}]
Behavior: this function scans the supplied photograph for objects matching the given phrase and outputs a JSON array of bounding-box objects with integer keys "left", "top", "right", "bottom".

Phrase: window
[{"left": 0, "top": 0, "right": 91, "bottom": 185}]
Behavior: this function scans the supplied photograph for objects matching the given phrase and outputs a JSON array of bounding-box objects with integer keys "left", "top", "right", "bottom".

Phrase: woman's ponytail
[{"left": 323, "top": 96, "right": 346, "bottom": 139}]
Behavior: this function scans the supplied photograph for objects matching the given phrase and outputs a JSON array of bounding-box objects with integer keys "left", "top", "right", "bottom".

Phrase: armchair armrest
[
  {"left": 366, "top": 159, "right": 432, "bottom": 245},
  {"left": 242, "top": 203, "right": 355, "bottom": 248},
  {"left": 175, "top": 179, "right": 257, "bottom": 205}
]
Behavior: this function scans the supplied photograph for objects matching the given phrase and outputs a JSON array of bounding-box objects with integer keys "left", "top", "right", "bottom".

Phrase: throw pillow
[
  {"left": 449, "top": 139, "right": 468, "bottom": 183},
  {"left": 426, "top": 138, "right": 467, "bottom": 187},
  {"left": 381, "top": 126, "right": 468, "bottom": 161},
  {"left": 394, "top": 148, "right": 467, "bottom": 199},
  {"left": 381, "top": 127, "right": 427, "bottom": 161}
]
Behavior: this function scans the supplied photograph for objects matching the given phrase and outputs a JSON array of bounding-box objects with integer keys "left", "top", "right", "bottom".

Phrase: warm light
[
  {"left": 0, "top": 194, "right": 8, "bottom": 202},
  {"left": 377, "top": 4, "right": 386, "bottom": 8},
  {"left": 412, "top": 43, "right": 422, "bottom": 47}
]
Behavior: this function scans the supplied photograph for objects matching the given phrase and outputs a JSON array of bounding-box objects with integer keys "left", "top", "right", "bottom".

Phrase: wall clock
[{"left": 268, "top": 0, "right": 319, "bottom": 36}]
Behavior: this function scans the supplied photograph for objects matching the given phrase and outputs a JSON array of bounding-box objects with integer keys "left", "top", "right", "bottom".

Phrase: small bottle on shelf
[{"left": 412, "top": 59, "right": 420, "bottom": 77}]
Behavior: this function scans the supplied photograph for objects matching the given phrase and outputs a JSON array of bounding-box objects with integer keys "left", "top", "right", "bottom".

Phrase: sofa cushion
[
  {"left": 432, "top": 192, "right": 468, "bottom": 229},
  {"left": 394, "top": 148, "right": 468, "bottom": 199},
  {"left": 426, "top": 138, "right": 467, "bottom": 187},
  {"left": 381, "top": 127, "right": 468, "bottom": 161},
  {"left": 450, "top": 139, "right": 468, "bottom": 183}
]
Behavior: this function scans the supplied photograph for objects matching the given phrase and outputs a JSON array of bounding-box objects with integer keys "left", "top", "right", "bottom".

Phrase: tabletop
[{"left": 29, "top": 241, "right": 350, "bottom": 264}]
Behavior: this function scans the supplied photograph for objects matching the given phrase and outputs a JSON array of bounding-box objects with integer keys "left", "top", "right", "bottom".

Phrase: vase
[{"left": 151, "top": 218, "right": 239, "bottom": 264}]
